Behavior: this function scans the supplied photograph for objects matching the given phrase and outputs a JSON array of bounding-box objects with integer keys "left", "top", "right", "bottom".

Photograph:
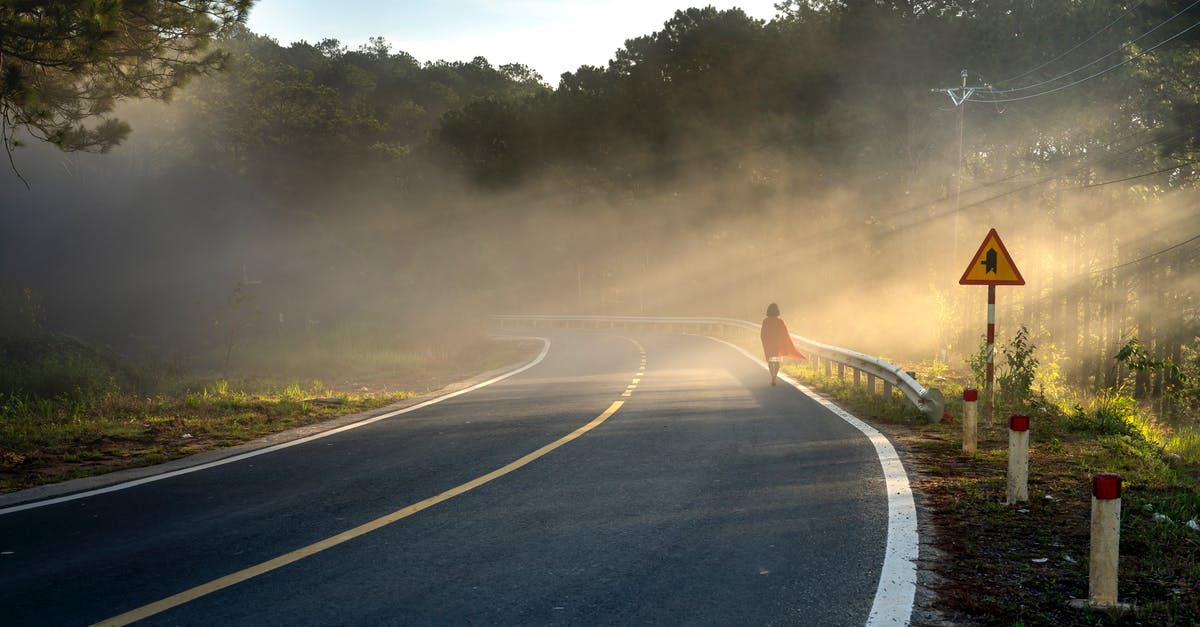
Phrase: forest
[{"left": 2, "top": 1, "right": 1198, "bottom": 422}]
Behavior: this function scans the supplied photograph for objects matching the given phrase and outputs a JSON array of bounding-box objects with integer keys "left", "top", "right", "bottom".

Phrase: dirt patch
[{"left": 868, "top": 417, "right": 1199, "bottom": 625}]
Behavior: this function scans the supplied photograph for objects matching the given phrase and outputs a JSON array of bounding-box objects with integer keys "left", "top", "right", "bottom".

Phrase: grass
[
  {"left": 778, "top": 358, "right": 1200, "bottom": 624},
  {"left": 7, "top": 327, "right": 1198, "bottom": 622},
  {"left": 0, "top": 386, "right": 407, "bottom": 492},
  {"left": 0, "top": 335, "right": 541, "bottom": 493}
]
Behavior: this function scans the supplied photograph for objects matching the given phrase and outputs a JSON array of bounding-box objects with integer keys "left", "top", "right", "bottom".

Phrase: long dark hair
[{"left": 766, "top": 303, "right": 780, "bottom": 317}]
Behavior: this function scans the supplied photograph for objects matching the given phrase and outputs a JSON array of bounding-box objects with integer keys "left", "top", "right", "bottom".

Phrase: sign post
[{"left": 959, "top": 228, "right": 1024, "bottom": 428}]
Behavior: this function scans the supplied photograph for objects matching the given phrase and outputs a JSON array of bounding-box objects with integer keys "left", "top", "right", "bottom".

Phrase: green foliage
[
  {"left": 0, "top": 334, "right": 140, "bottom": 401},
  {"left": 0, "top": 0, "right": 252, "bottom": 152},
  {"left": 967, "top": 334, "right": 988, "bottom": 391},
  {"left": 1116, "top": 337, "right": 1178, "bottom": 378},
  {"left": 965, "top": 326, "right": 1042, "bottom": 416},
  {"left": 1066, "top": 388, "right": 1141, "bottom": 437},
  {"left": 172, "top": 30, "right": 552, "bottom": 195},
  {"left": 1115, "top": 337, "right": 1200, "bottom": 420},
  {"left": 782, "top": 362, "right": 927, "bottom": 425},
  {"left": 3, "top": 2, "right": 1198, "bottom": 449},
  {"left": 997, "top": 325, "right": 1040, "bottom": 416}
]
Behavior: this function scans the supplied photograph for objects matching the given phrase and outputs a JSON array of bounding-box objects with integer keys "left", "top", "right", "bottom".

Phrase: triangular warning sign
[{"left": 959, "top": 228, "right": 1025, "bottom": 285}]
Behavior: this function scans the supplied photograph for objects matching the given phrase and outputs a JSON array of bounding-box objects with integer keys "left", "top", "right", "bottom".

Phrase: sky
[{"left": 246, "top": 1, "right": 783, "bottom": 83}]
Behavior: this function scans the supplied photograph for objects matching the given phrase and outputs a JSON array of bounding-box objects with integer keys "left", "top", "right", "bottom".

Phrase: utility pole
[
  {"left": 955, "top": 69, "right": 966, "bottom": 258},
  {"left": 930, "top": 69, "right": 977, "bottom": 264},
  {"left": 931, "top": 70, "right": 990, "bottom": 378}
]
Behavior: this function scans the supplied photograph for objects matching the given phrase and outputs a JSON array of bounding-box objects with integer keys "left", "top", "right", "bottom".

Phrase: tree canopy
[
  {"left": 0, "top": 0, "right": 252, "bottom": 153},
  {"left": 2, "top": 2, "right": 1199, "bottom": 407}
]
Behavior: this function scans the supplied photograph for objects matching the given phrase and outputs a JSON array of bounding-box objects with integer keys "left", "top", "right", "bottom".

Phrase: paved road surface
[{"left": 0, "top": 330, "right": 909, "bottom": 625}]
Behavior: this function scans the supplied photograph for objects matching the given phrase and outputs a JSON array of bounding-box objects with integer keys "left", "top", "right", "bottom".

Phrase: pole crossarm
[
  {"left": 930, "top": 69, "right": 988, "bottom": 107},
  {"left": 930, "top": 86, "right": 976, "bottom": 106}
]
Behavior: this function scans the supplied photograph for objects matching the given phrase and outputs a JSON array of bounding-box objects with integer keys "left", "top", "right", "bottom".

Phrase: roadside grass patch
[
  {"left": 779, "top": 353, "right": 1200, "bottom": 624},
  {"left": 1, "top": 337, "right": 542, "bottom": 494},
  {"left": 781, "top": 362, "right": 927, "bottom": 424}
]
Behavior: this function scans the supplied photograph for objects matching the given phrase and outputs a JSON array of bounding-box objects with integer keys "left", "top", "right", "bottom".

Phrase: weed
[
  {"left": 997, "top": 325, "right": 1040, "bottom": 417},
  {"left": 967, "top": 334, "right": 988, "bottom": 392},
  {"left": 1165, "top": 427, "right": 1200, "bottom": 464}
]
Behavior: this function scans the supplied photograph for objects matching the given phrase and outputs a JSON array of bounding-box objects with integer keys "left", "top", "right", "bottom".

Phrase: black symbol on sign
[{"left": 981, "top": 249, "right": 998, "bottom": 274}]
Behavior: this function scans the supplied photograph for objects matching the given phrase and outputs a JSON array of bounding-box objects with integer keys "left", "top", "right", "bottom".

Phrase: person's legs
[{"left": 768, "top": 358, "right": 780, "bottom": 385}]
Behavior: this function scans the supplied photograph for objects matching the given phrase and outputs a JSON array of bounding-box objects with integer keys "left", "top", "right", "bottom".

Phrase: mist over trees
[{"left": 2, "top": 2, "right": 1198, "bottom": 411}]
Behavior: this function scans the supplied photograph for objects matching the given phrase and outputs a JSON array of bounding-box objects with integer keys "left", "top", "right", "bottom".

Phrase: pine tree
[{"left": 0, "top": 0, "right": 252, "bottom": 154}]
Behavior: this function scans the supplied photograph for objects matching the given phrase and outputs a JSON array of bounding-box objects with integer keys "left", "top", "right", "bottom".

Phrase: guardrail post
[
  {"left": 962, "top": 389, "right": 978, "bottom": 453},
  {"left": 854, "top": 369, "right": 861, "bottom": 387},
  {"left": 1007, "top": 415, "right": 1029, "bottom": 504},
  {"left": 837, "top": 363, "right": 845, "bottom": 380},
  {"left": 824, "top": 360, "right": 832, "bottom": 377},
  {"left": 867, "top": 373, "right": 876, "bottom": 395},
  {"left": 883, "top": 380, "right": 893, "bottom": 398},
  {"left": 1070, "top": 473, "right": 1127, "bottom": 611}
]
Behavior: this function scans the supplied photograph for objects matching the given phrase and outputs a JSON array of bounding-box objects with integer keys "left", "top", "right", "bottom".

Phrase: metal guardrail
[{"left": 491, "top": 314, "right": 945, "bottom": 421}]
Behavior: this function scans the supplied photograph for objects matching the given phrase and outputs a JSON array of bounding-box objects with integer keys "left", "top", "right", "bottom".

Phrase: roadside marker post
[
  {"left": 962, "top": 388, "right": 978, "bottom": 453},
  {"left": 1070, "top": 473, "right": 1129, "bottom": 611},
  {"left": 1006, "top": 415, "right": 1029, "bottom": 504},
  {"left": 959, "top": 228, "right": 1025, "bottom": 428}
]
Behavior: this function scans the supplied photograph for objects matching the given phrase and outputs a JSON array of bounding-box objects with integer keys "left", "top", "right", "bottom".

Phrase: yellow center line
[{"left": 93, "top": 400, "right": 626, "bottom": 627}]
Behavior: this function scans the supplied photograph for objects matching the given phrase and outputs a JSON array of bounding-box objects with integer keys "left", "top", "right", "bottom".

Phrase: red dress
[{"left": 760, "top": 316, "right": 805, "bottom": 360}]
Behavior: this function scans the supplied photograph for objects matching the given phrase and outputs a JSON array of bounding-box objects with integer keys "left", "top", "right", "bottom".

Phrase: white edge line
[
  {"left": 707, "top": 337, "right": 917, "bottom": 627},
  {"left": 0, "top": 337, "right": 552, "bottom": 517}
]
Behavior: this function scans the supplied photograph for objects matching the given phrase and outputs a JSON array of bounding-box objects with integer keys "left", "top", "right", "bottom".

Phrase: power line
[
  {"left": 986, "top": 0, "right": 1197, "bottom": 95},
  {"left": 1074, "top": 159, "right": 1200, "bottom": 189},
  {"left": 847, "top": 133, "right": 1200, "bottom": 248},
  {"left": 993, "top": 1, "right": 1147, "bottom": 87},
  {"left": 1031, "top": 212, "right": 1200, "bottom": 301},
  {"left": 887, "top": 122, "right": 1192, "bottom": 224},
  {"left": 969, "top": 17, "right": 1200, "bottom": 103},
  {"left": 1104, "top": 232, "right": 1200, "bottom": 273}
]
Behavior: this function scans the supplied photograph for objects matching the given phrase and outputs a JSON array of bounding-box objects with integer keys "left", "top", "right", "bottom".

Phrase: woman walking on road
[{"left": 760, "top": 303, "right": 806, "bottom": 386}]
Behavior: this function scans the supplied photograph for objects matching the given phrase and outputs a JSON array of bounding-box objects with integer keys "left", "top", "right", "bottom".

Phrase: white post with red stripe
[
  {"left": 1089, "top": 473, "right": 1123, "bottom": 606},
  {"left": 1070, "top": 473, "right": 1129, "bottom": 611},
  {"left": 962, "top": 388, "right": 978, "bottom": 453},
  {"left": 1006, "top": 414, "right": 1029, "bottom": 504}
]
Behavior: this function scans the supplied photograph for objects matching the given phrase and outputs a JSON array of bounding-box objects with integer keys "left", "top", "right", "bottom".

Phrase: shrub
[
  {"left": 0, "top": 334, "right": 141, "bottom": 401},
  {"left": 1066, "top": 388, "right": 1141, "bottom": 437}
]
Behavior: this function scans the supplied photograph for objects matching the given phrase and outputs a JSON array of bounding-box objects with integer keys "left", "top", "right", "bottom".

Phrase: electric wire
[
  {"left": 1074, "top": 159, "right": 1200, "bottom": 189},
  {"left": 881, "top": 123, "right": 1193, "bottom": 228},
  {"left": 969, "top": 17, "right": 1200, "bottom": 103},
  {"left": 767, "top": 122, "right": 1194, "bottom": 273},
  {"left": 836, "top": 129, "right": 1200, "bottom": 256},
  {"left": 984, "top": 0, "right": 1198, "bottom": 95},
  {"left": 993, "top": 0, "right": 1147, "bottom": 86},
  {"left": 1103, "top": 231, "right": 1200, "bottom": 273},
  {"left": 1033, "top": 212, "right": 1200, "bottom": 301}
]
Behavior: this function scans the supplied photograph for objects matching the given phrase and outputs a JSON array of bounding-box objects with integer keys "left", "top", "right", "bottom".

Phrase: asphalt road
[{"left": 0, "top": 330, "right": 905, "bottom": 625}]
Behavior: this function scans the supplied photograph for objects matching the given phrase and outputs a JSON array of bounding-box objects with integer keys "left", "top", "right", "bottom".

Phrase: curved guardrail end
[{"left": 919, "top": 387, "right": 945, "bottom": 422}]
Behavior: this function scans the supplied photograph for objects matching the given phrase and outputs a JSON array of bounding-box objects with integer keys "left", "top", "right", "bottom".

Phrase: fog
[{"left": 2, "top": 6, "right": 1197, "bottom": 394}]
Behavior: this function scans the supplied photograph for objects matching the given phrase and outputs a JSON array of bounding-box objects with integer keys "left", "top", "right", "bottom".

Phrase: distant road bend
[{"left": 0, "top": 329, "right": 917, "bottom": 625}]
